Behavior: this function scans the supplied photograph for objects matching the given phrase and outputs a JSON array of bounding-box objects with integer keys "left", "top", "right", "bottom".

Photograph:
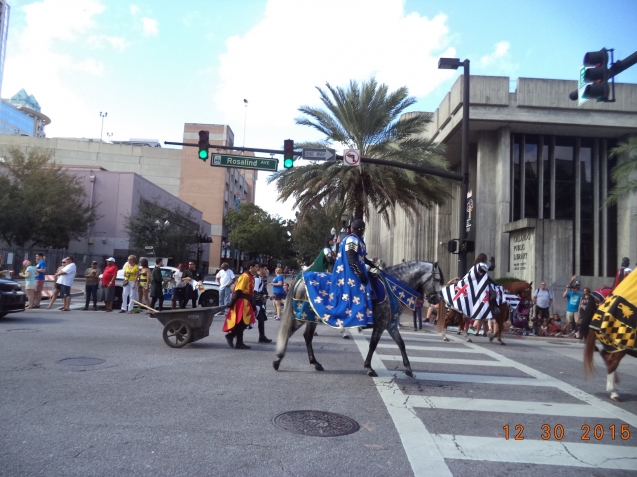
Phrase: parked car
[
  {"left": 110, "top": 266, "right": 219, "bottom": 310},
  {"left": 0, "top": 278, "right": 26, "bottom": 318}
]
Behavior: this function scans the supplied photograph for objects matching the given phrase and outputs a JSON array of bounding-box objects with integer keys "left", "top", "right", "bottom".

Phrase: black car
[{"left": 0, "top": 278, "right": 26, "bottom": 318}]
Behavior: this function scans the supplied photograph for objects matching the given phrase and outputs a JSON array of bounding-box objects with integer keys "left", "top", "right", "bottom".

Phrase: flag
[
  {"left": 440, "top": 264, "right": 505, "bottom": 320},
  {"left": 590, "top": 270, "right": 637, "bottom": 352}
]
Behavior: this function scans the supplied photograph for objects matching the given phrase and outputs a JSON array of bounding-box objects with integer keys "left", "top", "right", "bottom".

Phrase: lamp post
[
  {"left": 438, "top": 57, "right": 470, "bottom": 277},
  {"left": 242, "top": 99, "right": 248, "bottom": 152},
  {"left": 99, "top": 112, "right": 108, "bottom": 142}
]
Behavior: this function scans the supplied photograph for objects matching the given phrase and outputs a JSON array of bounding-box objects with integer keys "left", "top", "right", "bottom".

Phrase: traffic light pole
[
  {"left": 569, "top": 50, "right": 637, "bottom": 101},
  {"left": 458, "top": 60, "right": 470, "bottom": 278},
  {"left": 164, "top": 141, "right": 464, "bottom": 182}
]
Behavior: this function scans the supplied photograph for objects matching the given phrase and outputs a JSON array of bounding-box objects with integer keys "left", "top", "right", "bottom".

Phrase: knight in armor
[
  {"left": 305, "top": 236, "right": 337, "bottom": 274},
  {"left": 612, "top": 257, "right": 631, "bottom": 290},
  {"left": 471, "top": 253, "right": 497, "bottom": 337}
]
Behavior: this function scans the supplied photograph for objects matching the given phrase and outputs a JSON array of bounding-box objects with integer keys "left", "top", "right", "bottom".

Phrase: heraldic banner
[
  {"left": 590, "top": 270, "right": 637, "bottom": 352},
  {"left": 440, "top": 265, "right": 505, "bottom": 320}
]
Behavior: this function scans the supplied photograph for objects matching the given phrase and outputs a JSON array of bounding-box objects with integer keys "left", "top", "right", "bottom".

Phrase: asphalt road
[{"left": 1, "top": 306, "right": 636, "bottom": 477}]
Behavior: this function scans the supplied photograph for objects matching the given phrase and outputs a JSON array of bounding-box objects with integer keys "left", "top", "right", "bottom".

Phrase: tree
[
  {"left": 124, "top": 198, "right": 200, "bottom": 264},
  {"left": 268, "top": 78, "right": 450, "bottom": 225},
  {"left": 290, "top": 205, "right": 340, "bottom": 263},
  {"left": 224, "top": 203, "right": 293, "bottom": 263},
  {"left": 606, "top": 136, "right": 637, "bottom": 206},
  {"left": 0, "top": 147, "right": 97, "bottom": 248}
]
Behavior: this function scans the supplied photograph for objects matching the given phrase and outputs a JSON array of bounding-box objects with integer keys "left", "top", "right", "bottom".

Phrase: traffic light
[
  {"left": 582, "top": 49, "right": 610, "bottom": 101},
  {"left": 198, "top": 130, "right": 209, "bottom": 161},
  {"left": 283, "top": 139, "right": 294, "bottom": 168}
]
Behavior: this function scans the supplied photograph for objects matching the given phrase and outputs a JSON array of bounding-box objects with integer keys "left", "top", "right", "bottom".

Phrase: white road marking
[
  {"left": 409, "top": 395, "right": 611, "bottom": 418},
  {"left": 375, "top": 343, "right": 482, "bottom": 353},
  {"left": 407, "top": 371, "right": 553, "bottom": 387},
  {"left": 432, "top": 434, "right": 637, "bottom": 471},
  {"left": 351, "top": 332, "right": 453, "bottom": 477},
  {"left": 378, "top": 355, "right": 511, "bottom": 367}
]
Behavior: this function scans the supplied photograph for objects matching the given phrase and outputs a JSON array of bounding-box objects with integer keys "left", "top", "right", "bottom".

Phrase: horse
[
  {"left": 273, "top": 261, "right": 443, "bottom": 377},
  {"left": 437, "top": 281, "right": 532, "bottom": 345}
]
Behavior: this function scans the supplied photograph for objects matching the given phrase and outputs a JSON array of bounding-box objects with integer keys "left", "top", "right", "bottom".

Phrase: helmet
[
  {"left": 350, "top": 219, "right": 366, "bottom": 235},
  {"left": 573, "top": 280, "right": 581, "bottom": 286},
  {"left": 477, "top": 262, "right": 489, "bottom": 273}
]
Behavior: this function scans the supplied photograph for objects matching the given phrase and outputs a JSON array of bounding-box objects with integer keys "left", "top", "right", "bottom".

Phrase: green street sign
[
  {"left": 211, "top": 154, "right": 279, "bottom": 172},
  {"left": 578, "top": 65, "right": 588, "bottom": 106}
]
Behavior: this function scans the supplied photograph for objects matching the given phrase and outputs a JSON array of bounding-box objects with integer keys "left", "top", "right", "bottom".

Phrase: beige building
[
  {"left": 0, "top": 124, "right": 257, "bottom": 271},
  {"left": 365, "top": 75, "right": 637, "bottom": 307}
]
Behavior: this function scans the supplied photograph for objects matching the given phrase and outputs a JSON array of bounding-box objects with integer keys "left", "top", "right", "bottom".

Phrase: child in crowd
[
  {"left": 549, "top": 314, "right": 562, "bottom": 337},
  {"left": 539, "top": 318, "right": 549, "bottom": 337}
]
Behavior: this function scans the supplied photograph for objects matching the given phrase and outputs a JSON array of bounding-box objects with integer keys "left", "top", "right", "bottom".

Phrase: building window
[
  {"left": 512, "top": 135, "right": 521, "bottom": 221},
  {"left": 554, "top": 137, "right": 575, "bottom": 220},
  {"left": 580, "top": 139, "right": 594, "bottom": 276},
  {"left": 524, "top": 135, "right": 539, "bottom": 219}
]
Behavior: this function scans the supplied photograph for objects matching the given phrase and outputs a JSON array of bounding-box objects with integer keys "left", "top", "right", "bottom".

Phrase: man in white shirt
[
  {"left": 56, "top": 256, "right": 77, "bottom": 311},
  {"left": 532, "top": 281, "right": 553, "bottom": 323},
  {"left": 216, "top": 262, "right": 236, "bottom": 314},
  {"left": 171, "top": 263, "right": 187, "bottom": 309}
]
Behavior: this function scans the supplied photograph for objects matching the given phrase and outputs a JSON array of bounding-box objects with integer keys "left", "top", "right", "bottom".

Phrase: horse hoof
[
  {"left": 488, "top": 332, "right": 494, "bottom": 342},
  {"left": 343, "top": 335, "right": 350, "bottom": 340},
  {"left": 466, "top": 338, "right": 472, "bottom": 343},
  {"left": 405, "top": 369, "right": 414, "bottom": 378},
  {"left": 443, "top": 337, "right": 450, "bottom": 342},
  {"left": 610, "top": 392, "right": 621, "bottom": 402},
  {"left": 367, "top": 369, "right": 378, "bottom": 377},
  {"left": 273, "top": 360, "right": 280, "bottom": 371},
  {"left": 456, "top": 331, "right": 462, "bottom": 335},
  {"left": 315, "top": 364, "right": 325, "bottom": 371},
  {"left": 500, "top": 341, "right": 506, "bottom": 346}
]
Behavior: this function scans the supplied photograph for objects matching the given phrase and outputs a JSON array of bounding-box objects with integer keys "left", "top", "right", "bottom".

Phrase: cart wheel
[{"left": 163, "top": 320, "right": 192, "bottom": 348}]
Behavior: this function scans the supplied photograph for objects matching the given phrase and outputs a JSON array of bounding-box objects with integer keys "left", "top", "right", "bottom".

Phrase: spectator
[
  {"left": 138, "top": 258, "right": 151, "bottom": 307},
  {"left": 562, "top": 275, "right": 582, "bottom": 335},
  {"left": 216, "top": 262, "right": 236, "bottom": 314},
  {"left": 413, "top": 294, "right": 424, "bottom": 331},
  {"left": 102, "top": 258, "right": 118, "bottom": 312},
  {"left": 83, "top": 261, "right": 101, "bottom": 310},
  {"left": 182, "top": 261, "right": 204, "bottom": 309},
  {"left": 271, "top": 267, "right": 285, "bottom": 320},
  {"left": 150, "top": 258, "right": 166, "bottom": 311},
  {"left": 46, "top": 259, "right": 67, "bottom": 309},
  {"left": 426, "top": 301, "right": 439, "bottom": 325},
  {"left": 254, "top": 265, "right": 272, "bottom": 343},
  {"left": 548, "top": 316, "right": 561, "bottom": 336},
  {"left": 33, "top": 253, "right": 47, "bottom": 308},
  {"left": 55, "top": 256, "right": 77, "bottom": 312},
  {"left": 19, "top": 259, "right": 37, "bottom": 309},
  {"left": 120, "top": 255, "right": 139, "bottom": 314},
  {"left": 532, "top": 281, "right": 553, "bottom": 323},
  {"left": 171, "top": 263, "right": 186, "bottom": 309},
  {"left": 576, "top": 287, "right": 592, "bottom": 339}
]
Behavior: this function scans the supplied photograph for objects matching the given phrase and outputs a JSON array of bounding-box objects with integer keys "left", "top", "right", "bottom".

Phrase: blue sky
[{"left": 3, "top": 0, "right": 636, "bottom": 219}]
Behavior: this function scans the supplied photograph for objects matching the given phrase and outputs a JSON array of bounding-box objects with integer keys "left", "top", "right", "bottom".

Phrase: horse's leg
[
  {"left": 364, "top": 320, "right": 385, "bottom": 377},
  {"left": 497, "top": 307, "right": 507, "bottom": 345},
  {"left": 273, "top": 286, "right": 305, "bottom": 371},
  {"left": 303, "top": 322, "right": 324, "bottom": 371},
  {"left": 388, "top": 322, "right": 413, "bottom": 377},
  {"left": 463, "top": 315, "right": 472, "bottom": 343},
  {"left": 601, "top": 350, "right": 626, "bottom": 401}
]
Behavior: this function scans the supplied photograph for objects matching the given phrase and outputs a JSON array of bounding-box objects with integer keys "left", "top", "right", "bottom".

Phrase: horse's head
[{"left": 384, "top": 260, "right": 442, "bottom": 304}]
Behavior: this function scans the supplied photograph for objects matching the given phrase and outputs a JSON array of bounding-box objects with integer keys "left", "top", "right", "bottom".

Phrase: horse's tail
[
  {"left": 437, "top": 298, "right": 447, "bottom": 333},
  {"left": 583, "top": 330, "right": 597, "bottom": 377},
  {"left": 275, "top": 279, "right": 300, "bottom": 358}
]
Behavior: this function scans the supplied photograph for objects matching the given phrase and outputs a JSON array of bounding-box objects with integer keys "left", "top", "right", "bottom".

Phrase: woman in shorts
[{"left": 271, "top": 267, "right": 285, "bottom": 320}]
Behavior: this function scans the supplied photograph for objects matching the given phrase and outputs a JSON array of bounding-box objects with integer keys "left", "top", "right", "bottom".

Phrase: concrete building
[
  {"left": 0, "top": 0, "right": 8, "bottom": 97},
  {"left": 365, "top": 76, "right": 637, "bottom": 293},
  {"left": 64, "top": 166, "right": 210, "bottom": 262},
  {"left": 0, "top": 124, "right": 257, "bottom": 271}
]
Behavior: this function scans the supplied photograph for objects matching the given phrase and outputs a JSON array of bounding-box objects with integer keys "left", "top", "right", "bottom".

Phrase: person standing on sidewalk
[
  {"left": 55, "top": 256, "right": 77, "bottom": 312},
  {"left": 223, "top": 261, "right": 257, "bottom": 350},
  {"left": 271, "top": 267, "right": 285, "bottom": 320},
  {"left": 532, "top": 281, "right": 553, "bottom": 327},
  {"left": 19, "top": 260, "right": 37, "bottom": 309},
  {"left": 138, "top": 258, "right": 151, "bottom": 307},
  {"left": 562, "top": 275, "right": 582, "bottom": 335},
  {"left": 83, "top": 261, "right": 101, "bottom": 310},
  {"left": 46, "top": 258, "right": 67, "bottom": 309},
  {"left": 171, "top": 263, "right": 186, "bottom": 309},
  {"left": 150, "top": 258, "right": 166, "bottom": 312},
  {"left": 182, "top": 261, "right": 204, "bottom": 309},
  {"left": 102, "top": 258, "right": 118, "bottom": 312},
  {"left": 216, "top": 263, "right": 236, "bottom": 314},
  {"left": 120, "top": 255, "right": 139, "bottom": 313},
  {"left": 33, "top": 253, "right": 47, "bottom": 308},
  {"left": 413, "top": 294, "right": 424, "bottom": 331}
]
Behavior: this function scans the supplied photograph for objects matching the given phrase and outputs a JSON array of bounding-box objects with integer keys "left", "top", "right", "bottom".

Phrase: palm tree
[
  {"left": 607, "top": 136, "right": 637, "bottom": 206},
  {"left": 268, "top": 78, "right": 449, "bottom": 225}
]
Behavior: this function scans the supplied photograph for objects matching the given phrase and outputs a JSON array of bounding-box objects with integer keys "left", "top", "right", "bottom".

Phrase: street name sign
[
  {"left": 302, "top": 147, "right": 336, "bottom": 161},
  {"left": 343, "top": 149, "right": 361, "bottom": 166},
  {"left": 212, "top": 154, "right": 278, "bottom": 171},
  {"left": 578, "top": 65, "right": 588, "bottom": 106}
]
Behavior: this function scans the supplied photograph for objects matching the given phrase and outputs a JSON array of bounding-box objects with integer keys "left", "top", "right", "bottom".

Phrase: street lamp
[
  {"left": 99, "top": 112, "right": 108, "bottom": 142},
  {"left": 438, "top": 57, "right": 470, "bottom": 278}
]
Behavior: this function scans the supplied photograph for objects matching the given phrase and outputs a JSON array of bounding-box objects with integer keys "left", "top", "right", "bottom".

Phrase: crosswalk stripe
[
  {"left": 378, "top": 354, "right": 511, "bottom": 367},
  {"left": 432, "top": 434, "right": 637, "bottom": 471},
  {"left": 409, "top": 395, "right": 610, "bottom": 418},
  {"left": 376, "top": 343, "right": 484, "bottom": 354}
]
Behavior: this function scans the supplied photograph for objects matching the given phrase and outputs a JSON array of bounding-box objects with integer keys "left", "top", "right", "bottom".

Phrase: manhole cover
[
  {"left": 6, "top": 329, "right": 38, "bottom": 333},
  {"left": 57, "top": 357, "right": 105, "bottom": 366},
  {"left": 272, "top": 410, "right": 360, "bottom": 437}
]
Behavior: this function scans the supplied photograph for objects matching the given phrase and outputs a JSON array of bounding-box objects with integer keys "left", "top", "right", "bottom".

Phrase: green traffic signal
[
  {"left": 284, "top": 157, "right": 294, "bottom": 168},
  {"left": 198, "top": 130, "right": 209, "bottom": 162},
  {"left": 283, "top": 139, "right": 294, "bottom": 169},
  {"left": 199, "top": 149, "right": 209, "bottom": 160}
]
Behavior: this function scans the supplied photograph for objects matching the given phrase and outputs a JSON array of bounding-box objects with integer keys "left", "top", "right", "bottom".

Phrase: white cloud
[
  {"left": 479, "top": 41, "right": 518, "bottom": 73},
  {"left": 141, "top": 17, "right": 158, "bottom": 36},
  {"left": 87, "top": 35, "right": 130, "bottom": 51},
  {"left": 130, "top": 5, "right": 139, "bottom": 15},
  {"left": 212, "top": 0, "right": 456, "bottom": 220},
  {"left": 3, "top": 0, "right": 107, "bottom": 137}
]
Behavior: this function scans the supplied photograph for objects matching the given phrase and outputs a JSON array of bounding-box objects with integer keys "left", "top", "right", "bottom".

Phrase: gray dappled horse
[{"left": 273, "top": 261, "right": 443, "bottom": 377}]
